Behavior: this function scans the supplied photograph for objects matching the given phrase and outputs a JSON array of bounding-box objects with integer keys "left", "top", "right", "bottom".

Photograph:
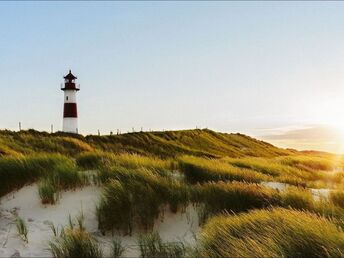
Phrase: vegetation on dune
[
  {"left": 192, "top": 182, "right": 280, "bottom": 222},
  {"left": 0, "top": 130, "right": 93, "bottom": 156},
  {"left": 0, "top": 129, "right": 292, "bottom": 158},
  {"left": 15, "top": 216, "right": 28, "bottom": 243},
  {"left": 0, "top": 152, "right": 89, "bottom": 201},
  {"left": 38, "top": 179, "right": 59, "bottom": 204},
  {"left": 0, "top": 154, "right": 71, "bottom": 197},
  {"left": 138, "top": 232, "right": 186, "bottom": 258},
  {"left": 179, "top": 156, "right": 271, "bottom": 184},
  {"left": 49, "top": 215, "right": 103, "bottom": 258},
  {"left": 111, "top": 237, "right": 125, "bottom": 258},
  {"left": 4, "top": 128, "right": 344, "bottom": 257},
  {"left": 37, "top": 161, "right": 88, "bottom": 204},
  {"left": 76, "top": 151, "right": 172, "bottom": 172},
  {"left": 49, "top": 228, "right": 102, "bottom": 258},
  {"left": 197, "top": 208, "right": 344, "bottom": 258},
  {"left": 97, "top": 167, "right": 189, "bottom": 233},
  {"left": 178, "top": 154, "right": 343, "bottom": 188},
  {"left": 280, "top": 186, "right": 315, "bottom": 210},
  {"left": 330, "top": 191, "right": 344, "bottom": 209},
  {"left": 97, "top": 167, "right": 344, "bottom": 232}
]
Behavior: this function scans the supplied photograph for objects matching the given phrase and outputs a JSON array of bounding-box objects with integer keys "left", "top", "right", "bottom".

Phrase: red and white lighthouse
[{"left": 61, "top": 70, "right": 80, "bottom": 133}]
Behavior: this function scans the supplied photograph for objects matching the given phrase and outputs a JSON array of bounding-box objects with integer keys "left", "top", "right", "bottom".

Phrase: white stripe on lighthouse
[{"left": 63, "top": 117, "right": 78, "bottom": 133}]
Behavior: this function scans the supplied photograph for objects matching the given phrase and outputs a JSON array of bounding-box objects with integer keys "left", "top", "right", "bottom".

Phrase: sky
[{"left": 1, "top": 2, "right": 344, "bottom": 152}]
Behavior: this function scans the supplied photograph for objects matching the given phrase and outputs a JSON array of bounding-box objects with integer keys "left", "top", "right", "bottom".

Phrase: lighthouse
[{"left": 61, "top": 70, "right": 80, "bottom": 133}]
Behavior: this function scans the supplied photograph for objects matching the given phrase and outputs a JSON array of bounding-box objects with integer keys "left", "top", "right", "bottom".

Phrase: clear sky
[{"left": 1, "top": 2, "right": 344, "bottom": 152}]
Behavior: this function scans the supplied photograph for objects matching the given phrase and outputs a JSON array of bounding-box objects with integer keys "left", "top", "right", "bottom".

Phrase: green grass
[
  {"left": 330, "top": 190, "right": 344, "bottom": 209},
  {"left": 208, "top": 154, "right": 344, "bottom": 188},
  {"left": 36, "top": 159, "right": 88, "bottom": 204},
  {"left": 15, "top": 216, "right": 28, "bottom": 243},
  {"left": 0, "top": 129, "right": 292, "bottom": 158},
  {"left": 4, "top": 128, "right": 344, "bottom": 257},
  {"left": 111, "top": 237, "right": 125, "bottom": 258},
  {"left": 179, "top": 156, "right": 271, "bottom": 184},
  {"left": 192, "top": 182, "right": 280, "bottom": 222},
  {"left": 280, "top": 186, "right": 315, "bottom": 210},
  {"left": 38, "top": 179, "right": 59, "bottom": 204},
  {"left": 198, "top": 208, "right": 344, "bottom": 258},
  {"left": 49, "top": 214, "right": 102, "bottom": 258},
  {"left": 49, "top": 228, "right": 103, "bottom": 258},
  {"left": 138, "top": 232, "right": 186, "bottom": 258},
  {"left": 0, "top": 154, "right": 73, "bottom": 197},
  {"left": 97, "top": 166, "right": 189, "bottom": 233},
  {"left": 76, "top": 152, "right": 173, "bottom": 172}
]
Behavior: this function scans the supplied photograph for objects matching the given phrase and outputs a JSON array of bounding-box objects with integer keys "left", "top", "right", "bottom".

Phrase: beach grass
[
  {"left": 0, "top": 154, "right": 72, "bottom": 197},
  {"left": 197, "top": 208, "right": 344, "bottom": 258},
  {"left": 179, "top": 156, "right": 271, "bottom": 184},
  {"left": 138, "top": 232, "right": 186, "bottom": 258},
  {"left": 15, "top": 216, "right": 28, "bottom": 243}
]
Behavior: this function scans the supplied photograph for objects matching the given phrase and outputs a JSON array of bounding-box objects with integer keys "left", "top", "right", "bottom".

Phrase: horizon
[{"left": 2, "top": 2, "right": 344, "bottom": 152}]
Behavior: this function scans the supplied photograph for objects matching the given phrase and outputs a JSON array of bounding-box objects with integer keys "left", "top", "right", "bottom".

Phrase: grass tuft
[
  {"left": 38, "top": 179, "right": 59, "bottom": 204},
  {"left": 15, "top": 216, "right": 28, "bottom": 243},
  {"left": 112, "top": 237, "right": 125, "bottom": 258},
  {"left": 49, "top": 214, "right": 102, "bottom": 258},
  {"left": 138, "top": 232, "right": 186, "bottom": 258}
]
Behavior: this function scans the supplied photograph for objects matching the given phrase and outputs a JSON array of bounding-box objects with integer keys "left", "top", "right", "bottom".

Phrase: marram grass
[
  {"left": 37, "top": 159, "right": 88, "bottom": 204},
  {"left": 138, "top": 232, "right": 186, "bottom": 258},
  {"left": 0, "top": 154, "right": 72, "bottom": 197},
  {"left": 49, "top": 228, "right": 103, "bottom": 258},
  {"left": 38, "top": 179, "right": 59, "bottom": 204},
  {"left": 49, "top": 214, "right": 102, "bottom": 258},
  {"left": 15, "top": 216, "right": 28, "bottom": 243},
  {"left": 330, "top": 190, "right": 344, "bottom": 209},
  {"left": 97, "top": 167, "right": 189, "bottom": 233},
  {"left": 179, "top": 156, "right": 271, "bottom": 184},
  {"left": 197, "top": 208, "right": 344, "bottom": 258}
]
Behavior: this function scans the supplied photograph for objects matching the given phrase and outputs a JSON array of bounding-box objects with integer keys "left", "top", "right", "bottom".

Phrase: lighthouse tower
[{"left": 61, "top": 70, "right": 80, "bottom": 133}]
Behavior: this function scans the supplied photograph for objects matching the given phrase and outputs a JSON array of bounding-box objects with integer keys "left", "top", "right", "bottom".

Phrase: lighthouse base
[{"left": 63, "top": 118, "right": 78, "bottom": 134}]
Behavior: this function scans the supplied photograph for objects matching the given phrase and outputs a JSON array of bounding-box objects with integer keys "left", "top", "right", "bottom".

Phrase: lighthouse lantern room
[{"left": 61, "top": 70, "right": 80, "bottom": 133}]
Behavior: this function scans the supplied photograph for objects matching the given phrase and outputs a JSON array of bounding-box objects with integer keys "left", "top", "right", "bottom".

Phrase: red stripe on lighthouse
[{"left": 63, "top": 103, "right": 78, "bottom": 118}]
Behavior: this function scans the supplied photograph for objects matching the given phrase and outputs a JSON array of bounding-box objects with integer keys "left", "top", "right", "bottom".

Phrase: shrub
[{"left": 198, "top": 208, "right": 344, "bottom": 258}]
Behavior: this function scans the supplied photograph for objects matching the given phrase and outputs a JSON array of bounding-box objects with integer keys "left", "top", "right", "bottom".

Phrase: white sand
[
  {"left": 0, "top": 185, "right": 200, "bottom": 257},
  {"left": 310, "top": 188, "right": 331, "bottom": 201},
  {"left": 262, "top": 181, "right": 331, "bottom": 200},
  {"left": 261, "top": 182, "right": 288, "bottom": 191}
]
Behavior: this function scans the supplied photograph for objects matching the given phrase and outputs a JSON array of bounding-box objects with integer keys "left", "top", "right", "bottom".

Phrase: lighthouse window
[{"left": 66, "top": 96, "right": 68, "bottom": 101}]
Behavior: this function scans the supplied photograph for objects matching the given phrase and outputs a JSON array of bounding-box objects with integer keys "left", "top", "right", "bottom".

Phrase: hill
[{"left": 0, "top": 129, "right": 292, "bottom": 158}]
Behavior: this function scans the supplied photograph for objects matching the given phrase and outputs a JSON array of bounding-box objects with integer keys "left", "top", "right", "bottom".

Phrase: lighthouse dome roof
[{"left": 64, "top": 70, "right": 77, "bottom": 80}]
